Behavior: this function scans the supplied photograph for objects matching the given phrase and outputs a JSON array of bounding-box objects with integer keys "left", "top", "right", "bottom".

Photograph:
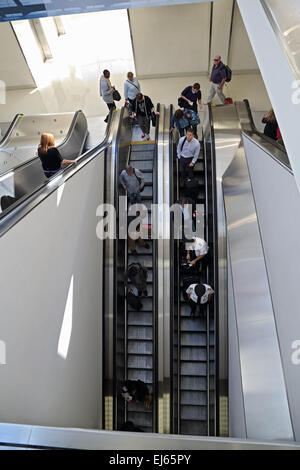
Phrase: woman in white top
[
  {"left": 124, "top": 71, "right": 141, "bottom": 107},
  {"left": 185, "top": 237, "right": 209, "bottom": 268},
  {"left": 185, "top": 283, "right": 214, "bottom": 316}
]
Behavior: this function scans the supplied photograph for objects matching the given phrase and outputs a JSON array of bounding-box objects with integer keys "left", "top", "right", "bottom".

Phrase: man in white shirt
[
  {"left": 185, "top": 237, "right": 209, "bottom": 268},
  {"left": 185, "top": 283, "right": 214, "bottom": 316}
]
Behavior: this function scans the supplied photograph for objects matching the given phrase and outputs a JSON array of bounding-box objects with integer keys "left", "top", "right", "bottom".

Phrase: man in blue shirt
[
  {"left": 207, "top": 55, "right": 227, "bottom": 104},
  {"left": 177, "top": 128, "right": 200, "bottom": 180}
]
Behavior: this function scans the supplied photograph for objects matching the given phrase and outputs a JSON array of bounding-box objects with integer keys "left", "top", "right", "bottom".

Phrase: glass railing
[{"left": 261, "top": 0, "right": 300, "bottom": 79}]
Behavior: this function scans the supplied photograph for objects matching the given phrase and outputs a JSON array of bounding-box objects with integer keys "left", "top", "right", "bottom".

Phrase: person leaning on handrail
[{"left": 38, "top": 133, "right": 77, "bottom": 178}]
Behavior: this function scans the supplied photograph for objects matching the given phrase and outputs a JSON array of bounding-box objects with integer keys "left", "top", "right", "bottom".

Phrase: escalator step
[
  {"left": 180, "top": 420, "right": 207, "bottom": 436},
  {"left": 132, "top": 161, "right": 153, "bottom": 172},
  {"left": 127, "top": 369, "right": 153, "bottom": 383},
  {"left": 180, "top": 391, "right": 207, "bottom": 406},
  {"left": 181, "top": 332, "right": 207, "bottom": 346},
  {"left": 127, "top": 411, "right": 152, "bottom": 427},
  {"left": 180, "top": 376, "right": 207, "bottom": 391},
  {"left": 128, "top": 243, "right": 153, "bottom": 255},
  {"left": 130, "top": 152, "right": 155, "bottom": 161},
  {"left": 128, "top": 283, "right": 153, "bottom": 297},
  {"left": 128, "top": 326, "right": 153, "bottom": 341},
  {"left": 180, "top": 317, "right": 207, "bottom": 332},
  {"left": 128, "top": 340, "right": 153, "bottom": 355},
  {"left": 128, "top": 312, "right": 153, "bottom": 326},
  {"left": 127, "top": 355, "right": 153, "bottom": 370},
  {"left": 180, "top": 406, "right": 207, "bottom": 421},
  {"left": 131, "top": 144, "right": 155, "bottom": 152},
  {"left": 180, "top": 362, "right": 207, "bottom": 376},
  {"left": 127, "top": 255, "right": 153, "bottom": 267},
  {"left": 180, "top": 347, "right": 207, "bottom": 362}
]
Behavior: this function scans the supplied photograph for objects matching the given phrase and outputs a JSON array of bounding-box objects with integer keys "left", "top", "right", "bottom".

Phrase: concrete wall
[{"left": 0, "top": 154, "right": 104, "bottom": 428}]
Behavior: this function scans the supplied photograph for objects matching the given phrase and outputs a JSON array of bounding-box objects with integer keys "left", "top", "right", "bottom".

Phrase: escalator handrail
[
  {"left": 203, "top": 104, "right": 220, "bottom": 436},
  {"left": 0, "top": 113, "right": 24, "bottom": 148},
  {"left": 0, "top": 109, "right": 115, "bottom": 239},
  {"left": 0, "top": 110, "right": 87, "bottom": 179}
]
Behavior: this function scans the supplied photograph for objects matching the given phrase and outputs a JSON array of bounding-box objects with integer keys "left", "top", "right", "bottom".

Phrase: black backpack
[{"left": 223, "top": 65, "right": 232, "bottom": 83}]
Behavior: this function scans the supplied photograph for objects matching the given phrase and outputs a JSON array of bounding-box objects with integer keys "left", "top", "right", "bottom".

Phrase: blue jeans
[{"left": 129, "top": 191, "right": 142, "bottom": 205}]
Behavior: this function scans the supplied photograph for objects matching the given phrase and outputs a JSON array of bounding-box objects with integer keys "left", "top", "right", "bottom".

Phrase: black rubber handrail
[{"left": 0, "top": 113, "right": 23, "bottom": 148}]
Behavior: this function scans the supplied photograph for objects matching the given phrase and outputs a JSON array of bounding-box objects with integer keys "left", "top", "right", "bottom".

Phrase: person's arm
[
  {"left": 190, "top": 254, "right": 206, "bottom": 265},
  {"left": 135, "top": 168, "right": 145, "bottom": 190},
  {"left": 170, "top": 115, "right": 176, "bottom": 131},
  {"left": 190, "top": 141, "right": 200, "bottom": 166},
  {"left": 218, "top": 77, "right": 226, "bottom": 89},
  {"left": 124, "top": 81, "right": 128, "bottom": 101},
  {"left": 181, "top": 87, "right": 193, "bottom": 106},
  {"left": 218, "top": 68, "right": 227, "bottom": 89},
  {"left": 198, "top": 92, "right": 203, "bottom": 109},
  {"left": 102, "top": 80, "right": 113, "bottom": 98},
  {"left": 119, "top": 171, "right": 127, "bottom": 190},
  {"left": 177, "top": 138, "right": 183, "bottom": 159},
  {"left": 62, "top": 159, "right": 77, "bottom": 165}
]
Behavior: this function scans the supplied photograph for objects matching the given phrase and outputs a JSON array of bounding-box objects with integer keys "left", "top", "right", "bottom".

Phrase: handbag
[{"left": 113, "top": 89, "right": 121, "bottom": 101}]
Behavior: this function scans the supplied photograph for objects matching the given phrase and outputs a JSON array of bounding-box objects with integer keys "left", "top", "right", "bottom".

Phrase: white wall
[{"left": 0, "top": 155, "right": 104, "bottom": 428}]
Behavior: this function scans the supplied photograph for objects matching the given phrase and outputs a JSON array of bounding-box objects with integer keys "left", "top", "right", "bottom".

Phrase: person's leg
[
  {"left": 137, "top": 115, "right": 147, "bottom": 136},
  {"left": 128, "top": 191, "right": 136, "bottom": 205},
  {"left": 189, "top": 299, "right": 197, "bottom": 316},
  {"left": 192, "top": 125, "right": 198, "bottom": 140},
  {"left": 207, "top": 83, "right": 217, "bottom": 104},
  {"left": 179, "top": 128, "right": 185, "bottom": 137},
  {"left": 104, "top": 102, "right": 116, "bottom": 122},
  {"left": 216, "top": 85, "right": 226, "bottom": 104},
  {"left": 128, "top": 235, "right": 136, "bottom": 253},
  {"left": 135, "top": 191, "right": 142, "bottom": 204},
  {"left": 182, "top": 157, "right": 193, "bottom": 180},
  {"left": 145, "top": 117, "right": 151, "bottom": 136}
]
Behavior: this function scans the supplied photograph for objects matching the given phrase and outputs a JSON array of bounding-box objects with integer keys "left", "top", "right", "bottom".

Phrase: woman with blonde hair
[
  {"left": 38, "top": 133, "right": 77, "bottom": 178},
  {"left": 262, "top": 108, "right": 278, "bottom": 141}
]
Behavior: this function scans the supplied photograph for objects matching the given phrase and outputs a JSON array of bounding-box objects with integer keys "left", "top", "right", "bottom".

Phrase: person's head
[
  {"left": 136, "top": 92, "right": 144, "bottom": 102},
  {"left": 192, "top": 83, "right": 200, "bottom": 94},
  {"left": 127, "top": 71, "right": 134, "bottom": 81},
  {"left": 126, "top": 165, "right": 134, "bottom": 175},
  {"left": 265, "top": 108, "right": 277, "bottom": 124},
  {"left": 103, "top": 69, "right": 110, "bottom": 78},
  {"left": 213, "top": 55, "right": 221, "bottom": 66},
  {"left": 186, "top": 128, "right": 194, "bottom": 142},
  {"left": 195, "top": 283, "right": 206, "bottom": 299},
  {"left": 174, "top": 109, "right": 184, "bottom": 120},
  {"left": 39, "top": 133, "right": 55, "bottom": 154}
]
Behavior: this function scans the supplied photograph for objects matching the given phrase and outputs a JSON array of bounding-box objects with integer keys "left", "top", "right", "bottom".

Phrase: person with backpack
[
  {"left": 100, "top": 69, "right": 117, "bottom": 123},
  {"left": 120, "top": 165, "right": 145, "bottom": 205},
  {"left": 185, "top": 282, "right": 214, "bottom": 316},
  {"left": 124, "top": 71, "right": 141, "bottom": 109},
  {"left": 125, "top": 262, "right": 148, "bottom": 297},
  {"left": 177, "top": 128, "right": 200, "bottom": 181},
  {"left": 183, "top": 108, "right": 200, "bottom": 140},
  {"left": 170, "top": 109, "right": 190, "bottom": 137},
  {"left": 207, "top": 55, "right": 228, "bottom": 105}
]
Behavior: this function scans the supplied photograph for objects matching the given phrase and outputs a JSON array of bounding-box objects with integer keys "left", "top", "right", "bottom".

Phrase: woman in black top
[
  {"left": 121, "top": 379, "right": 152, "bottom": 409},
  {"left": 131, "top": 93, "right": 159, "bottom": 141},
  {"left": 38, "top": 133, "right": 77, "bottom": 178},
  {"left": 262, "top": 109, "right": 278, "bottom": 141}
]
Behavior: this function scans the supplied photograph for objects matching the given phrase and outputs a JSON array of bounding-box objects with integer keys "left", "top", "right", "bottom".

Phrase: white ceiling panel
[
  {"left": 129, "top": 3, "right": 212, "bottom": 78},
  {"left": 0, "top": 22, "right": 35, "bottom": 89}
]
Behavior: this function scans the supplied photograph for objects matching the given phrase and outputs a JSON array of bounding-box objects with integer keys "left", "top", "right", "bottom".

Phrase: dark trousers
[
  {"left": 105, "top": 102, "right": 116, "bottom": 122},
  {"left": 180, "top": 156, "right": 194, "bottom": 180}
]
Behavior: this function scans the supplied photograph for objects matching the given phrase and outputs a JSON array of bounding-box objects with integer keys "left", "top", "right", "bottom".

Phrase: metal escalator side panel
[{"left": 0, "top": 114, "right": 23, "bottom": 148}]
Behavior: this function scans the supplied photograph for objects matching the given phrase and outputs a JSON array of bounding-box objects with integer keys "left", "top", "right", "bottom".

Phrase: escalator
[
  {"left": 171, "top": 109, "right": 218, "bottom": 436},
  {"left": 125, "top": 140, "right": 157, "bottom": 433},
  {"left": 0, "top": 110, "right": 88, "bottom": 216}
]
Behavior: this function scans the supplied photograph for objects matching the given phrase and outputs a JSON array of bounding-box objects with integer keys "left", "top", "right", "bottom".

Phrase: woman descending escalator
[
  {"left": 130, "top": 93, "right": 159, "bottom": 141},
  {"left": 38, "top": 133, "right": 77, "bottom": 178}
]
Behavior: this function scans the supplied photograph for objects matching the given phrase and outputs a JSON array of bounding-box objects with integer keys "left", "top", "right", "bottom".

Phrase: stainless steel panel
[{"left": 223, "top": 141, "right": 294, "bottom": 441}]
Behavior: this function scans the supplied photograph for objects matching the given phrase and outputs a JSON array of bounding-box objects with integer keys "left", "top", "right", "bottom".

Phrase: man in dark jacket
[{"left": 207, "top": 55, "right": 227, "bottom": 104}]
